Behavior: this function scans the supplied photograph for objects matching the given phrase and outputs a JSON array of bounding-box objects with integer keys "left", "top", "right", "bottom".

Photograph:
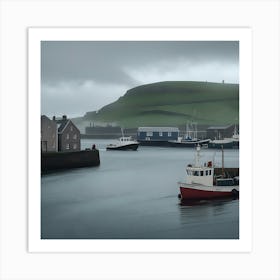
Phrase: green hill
[{"left": 84, "top": 81, "right": 239, "bottom": 128}]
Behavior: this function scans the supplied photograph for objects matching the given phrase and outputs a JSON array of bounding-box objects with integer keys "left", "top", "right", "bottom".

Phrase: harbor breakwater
[{"left": 41, "top": 149, "right": 100, "bottom": 173}]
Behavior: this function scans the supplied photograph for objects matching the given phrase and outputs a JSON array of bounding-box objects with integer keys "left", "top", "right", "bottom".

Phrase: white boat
[
  {"left": 178, "top": 145, "right": 239, "bottom": 200},
  {"left": 209, "top": 125, "right": 239, "bottom": 149},
  {"left": 106, "top": 128, "right": 139, "bottom": 151}
]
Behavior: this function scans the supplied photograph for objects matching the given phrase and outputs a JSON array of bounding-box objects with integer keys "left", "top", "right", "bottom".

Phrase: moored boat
[
  {"left": 168, "top": 122, "right": 210, "bottom": 148},
  {"left": 208, "top": 138, "right": 238, "bottom": 149},
  {"left": 208, "top": 125, "right": 239, "bottom": 149},
  {"left": 178, "top": 145, "right": 239, "bottom": 200},
  {"left": 106, "top": 136, "right": 139, "bottom": 151},
  {"left": 168, "top": 138, "right": 210, "bottom": 148}
]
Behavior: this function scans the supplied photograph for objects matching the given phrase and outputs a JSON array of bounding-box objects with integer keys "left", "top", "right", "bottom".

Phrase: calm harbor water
[{"left": 41, "top": 139, "right": 239, "bottom": 239}]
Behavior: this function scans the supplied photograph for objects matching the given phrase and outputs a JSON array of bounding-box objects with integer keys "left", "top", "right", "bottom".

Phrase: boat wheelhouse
[{"left": 106, "top": 130, "right": 139, "bottom": 151}]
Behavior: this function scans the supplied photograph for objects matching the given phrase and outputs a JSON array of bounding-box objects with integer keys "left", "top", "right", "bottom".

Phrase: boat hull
[
  {"left": 179, "top": 184, "right": 239, "bottom": 200},
  {"left": 106, "top": 143, "right": 139, "bottom": 151},
  {"left": 208, "top": 141, "right": 239, "bottom": 149},
  {"left": 168, "top": 139, "right": 210, "bottom": 148}
]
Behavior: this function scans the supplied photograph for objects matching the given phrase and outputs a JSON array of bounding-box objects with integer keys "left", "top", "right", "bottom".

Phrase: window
[
  {"left": 206, "top": 170, "right": 208, "bottom": 176},
  {"left": 73, "top": 143, "right": 77, "bottom": 149},
  {"left": 147, "top": 131, "right": 153, "bottom": 137},
  {"left": 66, "top": 143, "right": 70, "bottom": 150},
  {"left": 187, "top": 170, "right": 193, "bottom": 176},
  {"left": 159, "top": 132, "right": 163, "bottom": 137},
  {"left": 73, "top": 134, "right": 77, "bottom": 140},
  {"left": 200, "top": 171, "right": 203, "bottom": 176},
  {"left": 168, "top": 132, "right": 172, "bottom": 137},
  {"left": 66, "top": 133, "right": 69, "bottom": 139},
  {"left": 209, "top": 170, "right": 212, "bottom": 175},
  {"left": 70, "top": 126, "right": 73, "bottom": 131}
]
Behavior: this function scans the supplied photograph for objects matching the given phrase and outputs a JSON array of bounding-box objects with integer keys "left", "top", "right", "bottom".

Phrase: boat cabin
[
  {"left": 119, "top": 136, "right": 137, "bottom": 144},
  {"left": 186, "top": 165, "right": 214, "bottom": 187},
  {"left": 120, "top": 136, "right": 132, "bottom": 142}
]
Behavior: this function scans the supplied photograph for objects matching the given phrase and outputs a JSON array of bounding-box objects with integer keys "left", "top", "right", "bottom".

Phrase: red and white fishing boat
[{"left": 178, "top": 145, "right": 239, "bottom": 200}]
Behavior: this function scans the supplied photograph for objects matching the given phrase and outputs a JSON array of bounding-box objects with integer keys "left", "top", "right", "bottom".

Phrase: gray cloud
[{"left": 41, "top": 41, "right": 239, "bottom": 117}]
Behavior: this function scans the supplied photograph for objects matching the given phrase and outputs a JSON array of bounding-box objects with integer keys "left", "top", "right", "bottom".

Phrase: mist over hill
[{"left": 76, "top": 81, "right": 239, "bottom": 129}]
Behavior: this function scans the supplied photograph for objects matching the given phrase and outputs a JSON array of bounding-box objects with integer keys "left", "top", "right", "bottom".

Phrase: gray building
[
  {"left": 137, "top": 127, "right": 179, "bottom": 141},
  {"left": 54, "top": 115, "right": 81, "bottom": 152},
  {"left": 41, "top": 115, "right": 57, "bottom": 152}
]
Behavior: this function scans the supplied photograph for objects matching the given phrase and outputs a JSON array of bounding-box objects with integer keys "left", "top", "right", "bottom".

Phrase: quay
[{"left": 41, "top": 149, "right": 100, "bottom": 173}]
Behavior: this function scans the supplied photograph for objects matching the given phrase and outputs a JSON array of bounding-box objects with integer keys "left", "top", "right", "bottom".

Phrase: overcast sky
[{"left": 41, "top": 41, "right": 239, "bottom": 118}]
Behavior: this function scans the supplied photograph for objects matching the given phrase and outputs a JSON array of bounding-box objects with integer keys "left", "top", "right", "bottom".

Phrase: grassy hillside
[{"left": 84, "top": 81, "right": 239, "bottom": 128}]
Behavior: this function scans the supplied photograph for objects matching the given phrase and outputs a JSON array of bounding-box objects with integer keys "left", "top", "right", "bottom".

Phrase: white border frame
[{"left": 28, "top": 27, "right": 252, "bottom": 253}]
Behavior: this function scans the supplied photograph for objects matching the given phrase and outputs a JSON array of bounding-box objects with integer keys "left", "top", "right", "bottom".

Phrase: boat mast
[
  {"left": 186, "top": 123, "right": 189, "bottom": 139},
  {"left": 194, "top": 122, "right": 197, "bottom": 140},
  {"left": 195, "top": 145, "right": 201, "bottom": 167},
  {"left": 221, "top": 144, "right": 225, "bottom": 177}
]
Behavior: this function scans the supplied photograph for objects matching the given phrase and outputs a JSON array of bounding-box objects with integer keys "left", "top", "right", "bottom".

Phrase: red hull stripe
[{"left": 180, "top": 187, "right": 234, "bottom": 199}]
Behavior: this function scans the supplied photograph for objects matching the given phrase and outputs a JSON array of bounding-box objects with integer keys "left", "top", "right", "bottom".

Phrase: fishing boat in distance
[
  {"left": 208, "top": 125, "right": 239, "bottom": 149},
  {"left": 168, "top": 137, "right": 210, "bottom": 148},
  {"left": 106, "top": 128, "right": 139, "bottom": 151},
  {"left": 168, "top": 122, "right": 210, "bottom": 148},
  {"left": 178, "top": 145, "right": 239, "bottom": 200}
]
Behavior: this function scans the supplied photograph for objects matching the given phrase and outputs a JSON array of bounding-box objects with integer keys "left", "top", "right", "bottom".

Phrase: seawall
[{"left": 41, "top": 149, "right": 100, "bottom": 173}]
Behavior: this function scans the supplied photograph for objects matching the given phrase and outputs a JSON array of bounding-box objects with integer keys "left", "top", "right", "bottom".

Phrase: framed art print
[{"left": 28, "top": 27, "right": 252, "bottom": 253}]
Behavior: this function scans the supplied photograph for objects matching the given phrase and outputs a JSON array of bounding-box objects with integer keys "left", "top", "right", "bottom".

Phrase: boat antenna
[{"left": 195, "top": 144, "right": 201, "bottom": 167}]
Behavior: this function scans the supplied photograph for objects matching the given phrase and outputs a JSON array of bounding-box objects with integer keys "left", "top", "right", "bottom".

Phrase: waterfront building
[
  {"left": 41, "top": 115, "right": 57, "bottom": 152},
  {"left": 54, "top": 115, "right": 81, "bottom": 152},
  {"left": 137, "top": 127, "right": 179, "bottom": 141}
]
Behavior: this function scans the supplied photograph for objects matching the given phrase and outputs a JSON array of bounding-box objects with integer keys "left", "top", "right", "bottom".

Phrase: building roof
[
  {"left": 55, "top": 119, "right": 70, "bottom": 133},
  {"left": 138, "top": 126, "right": 179, "bottom": 132},
  {"left": 41, "top": 115, "right": 53, "bottom": 122}
]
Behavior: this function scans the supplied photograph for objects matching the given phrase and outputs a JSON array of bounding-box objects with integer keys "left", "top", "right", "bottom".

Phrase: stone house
[
  {"left": 41, "top": 115, "right": 57, "bottom": 152},
  {"left": 54, "top": 115, "right": 81, "bottom": 152}
]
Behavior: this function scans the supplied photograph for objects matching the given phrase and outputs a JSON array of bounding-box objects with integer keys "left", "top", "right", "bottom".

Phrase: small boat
[
  {"left": 168, "top": 122, "right": 210, "bottom": 148},
  {"left": 178, "top": 145, "right": 239, "bottom": 200},
  {"left": 168, "top": 137, "right": 210, "bottom": 148},
  {"left": 208, "top": 125, "right": 239, "bottom": 149},
  {"left": 106, "top": 136, "right": 139, "bottom": 151},
  {"left": 208, "top": 138, "right": 237, "bottom": 149},
  {"left": 106, "top": 128, "right": 139, "bottom": 151}
]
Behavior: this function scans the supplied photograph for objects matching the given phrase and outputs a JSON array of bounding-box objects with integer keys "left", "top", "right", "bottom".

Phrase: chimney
[
  {"left": 52, "top": 116, "right": 56, "bottom": 121},
  {"left": 62, "top": 115, "right": 67, "bottom": 120}
]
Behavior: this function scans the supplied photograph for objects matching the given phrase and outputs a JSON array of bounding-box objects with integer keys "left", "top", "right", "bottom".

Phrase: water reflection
[
  {"left": 178, "top": 198, "right": 239, "bottom": 224},
  {"left": 179, "top": 197, "right": 238, "bottom": 206},
  {"left": 177, "top": 198, "right": 239, "bottom": 239}
]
